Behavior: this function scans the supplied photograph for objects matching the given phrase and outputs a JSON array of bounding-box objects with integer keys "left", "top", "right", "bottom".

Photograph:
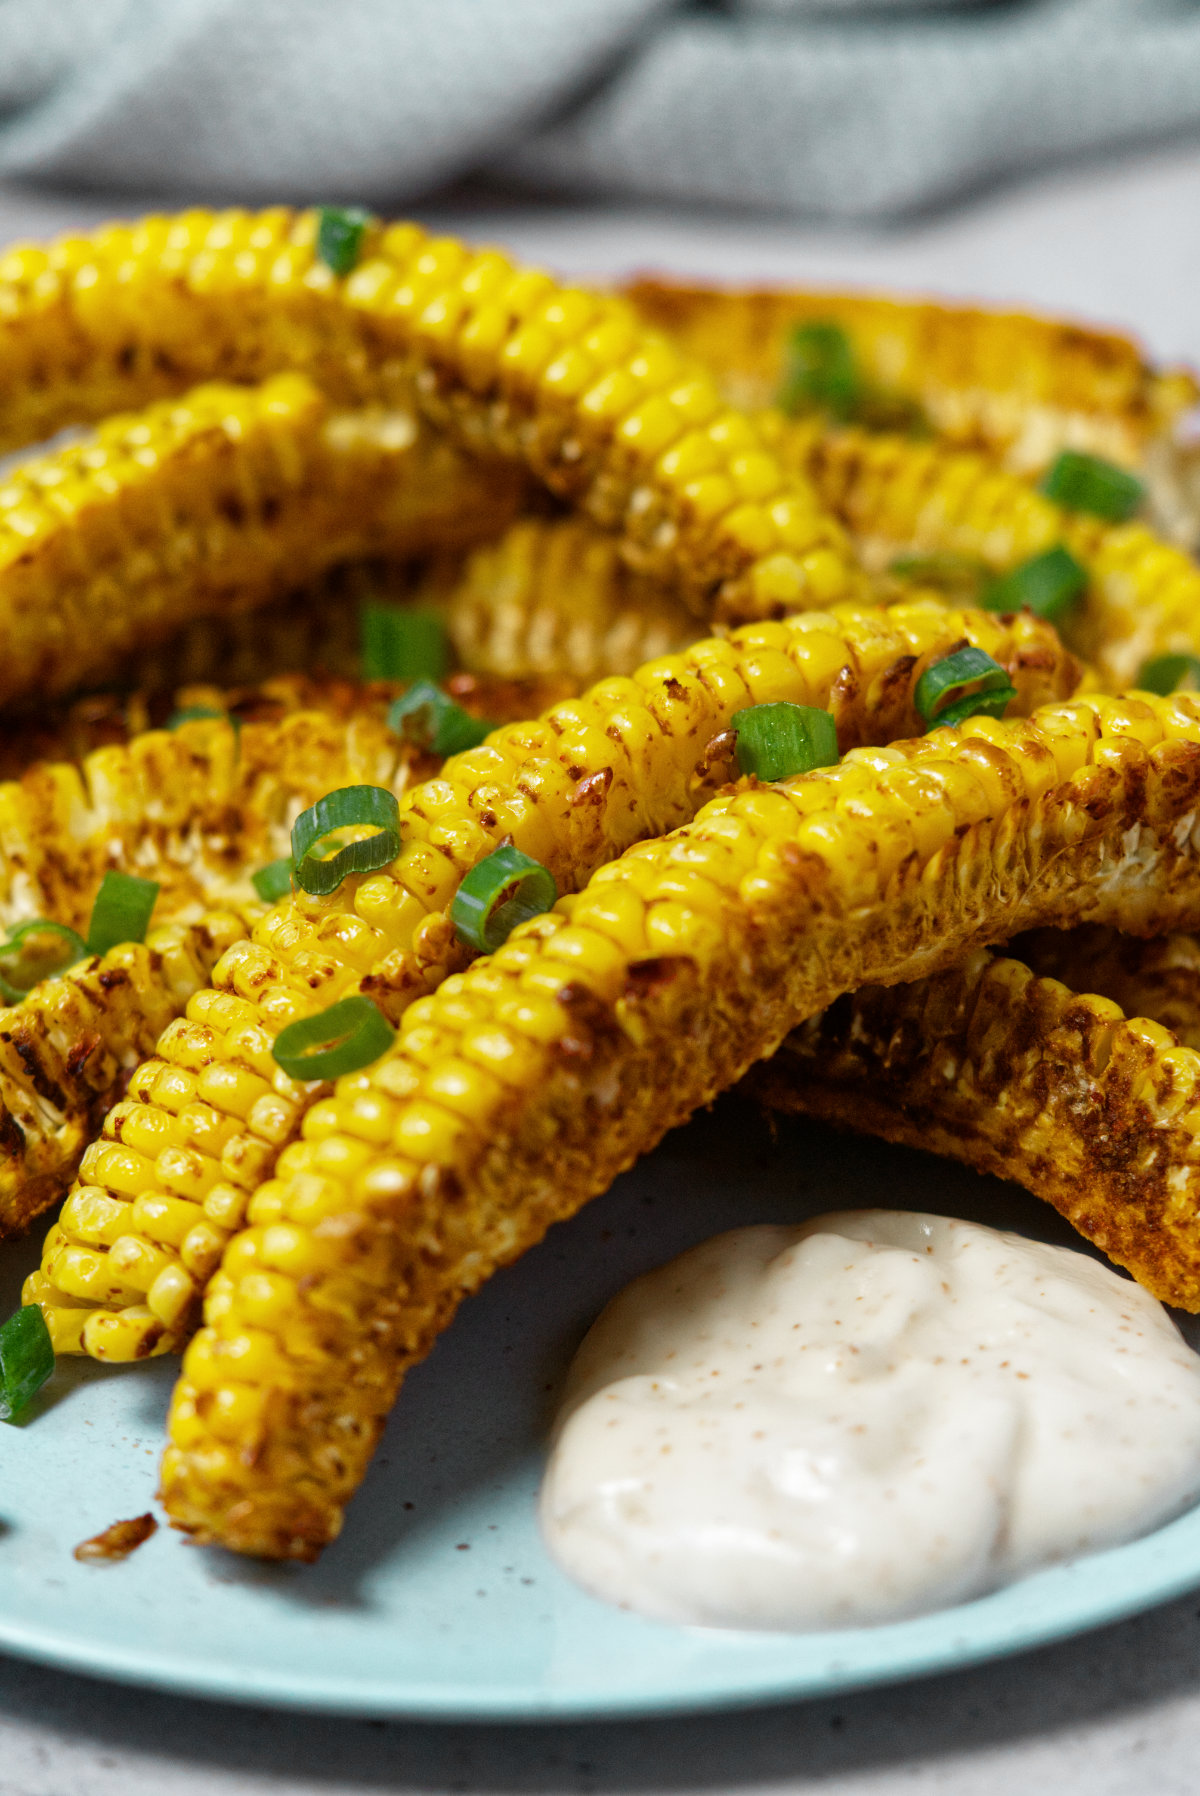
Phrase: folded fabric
[{"left": 1, "top": 0, "right": 1198, "bottom": 219}]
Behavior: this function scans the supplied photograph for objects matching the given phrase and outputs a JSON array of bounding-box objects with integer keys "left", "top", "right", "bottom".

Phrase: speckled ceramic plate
[{"left": 3, "top": 1099, "right": 1200, "bottom": 1720}]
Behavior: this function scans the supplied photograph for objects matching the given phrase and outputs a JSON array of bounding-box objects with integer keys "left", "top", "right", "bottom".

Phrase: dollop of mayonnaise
[{"left": 540, "top": 1212, "right": 1200, "bottom": 1630}]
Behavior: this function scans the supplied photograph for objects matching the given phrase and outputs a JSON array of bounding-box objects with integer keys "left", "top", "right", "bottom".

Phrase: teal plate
[{"left": 3, "top": 1098, "right": 1200, "bottom": 1721}]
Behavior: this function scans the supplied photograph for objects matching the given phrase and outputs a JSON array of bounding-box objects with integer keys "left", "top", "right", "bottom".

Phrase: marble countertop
[{"left": 4, "top": 143, "right": 1200, "bottom": 1796}]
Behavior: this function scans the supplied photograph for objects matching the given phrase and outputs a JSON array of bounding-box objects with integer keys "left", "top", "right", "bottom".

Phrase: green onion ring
[
  {"left": 982, "top": 545, "right": 1088, "bottom": 624},
  {"left": 0, "top": 919, "right": 87, "bottom": 1002},
  {"left": 731, "top": 702, "right": 839, "bottom": 783},
  {"left": 1136, "top": 653, "right": 1200, "bottom": 698},
  {"left": 0, "top": 1305, "right": 55, "bottom": 1421},
  {"left": 272, "top": 994, "right": 395, "bottom": 1081},
  {"left": 914, "top": 647, "right": 1016, "bottom": 731},
  {"left": 167, "top": 705, "right": 227, "bottom": 730},
  {"left": 778, "top": 321, "right": 860, "bottom": 420},
  {"left": 1040, "top": 450, "right": 1145, "bottom": 522},
  {"left": 251, "top": 857, "right": 294, "bottom": 903},
  {"left": 86, "top": 872, "right": 160, "bottom": 958},
  {"left": 315, "top": 206, "right": 372, "bottom": 278},
  {"left": 361, "top": 605, "right": 449, "bottom": 683},
  {"left": 387, "top": 681, "right": 492, "bottom": 757},
  {"left": 451, "top": 846, "right": 558, "bottom": 954},
  {"left": 291, "top": 786, "right": 402, "bottom": 897}
]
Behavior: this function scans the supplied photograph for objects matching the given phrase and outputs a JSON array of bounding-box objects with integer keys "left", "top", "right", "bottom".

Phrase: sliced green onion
[
  {"left": 1040, "top": 450, "right": 1145, "bottom": 522},
  {"left": 451, "top": 846, "right": 558, "bottom": 954},
  {"left": 291, "top": 786, "right": 401, "bottom": 897},
  {"left": 167, "top": 705, "right": 226, "bottom": 730},
  {"left": 889, "top": 552, "right": 989, "bottom": 596},
  {"left": 0, "top": 919, "right": 87, "bottom": 1002},
  {"left": 272, "top": 994, "right": 394, "bottom": 1081},
  {"left": 982, "top": 545, "right": 1087, "bottom": 623},
  {"left": 915, "top": 647, "right": 1017, "bottom": 731},
  {"left": 86, "top": 871, "right": 160, "bottom": 958},
  {"left": 361, "top": 604, "right": 449, "bottom": 683},
  {"left": 1136, "top": 653, "right": 1200, "bottom": 697},
  {"left": 251, "top": 857, "right": 294, "bottom": 903},
  {"left": 315, "top": 206, "right": 371, "bottom": 277},
  {"left": 731, "top": 702, "right": 839, "bottom": 783},
  {"left": 387, "top": 681, "right": 492, "bottom": 757},
  {"left": 0, "top": 1305, "right": 54, "bottom": 1421},
  {"left": 778, "top": 322, "right": 860, "bottom": 419}
]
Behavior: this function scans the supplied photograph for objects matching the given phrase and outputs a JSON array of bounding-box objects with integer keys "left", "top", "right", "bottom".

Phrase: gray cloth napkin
[{"left": 1, "top": 0, "right": 1198, "bottom": 219}]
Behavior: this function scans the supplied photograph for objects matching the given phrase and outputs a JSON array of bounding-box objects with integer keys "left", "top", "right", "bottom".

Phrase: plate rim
[{"left": 3, "top": 1517, "right": 1200, "bottom": 1721}]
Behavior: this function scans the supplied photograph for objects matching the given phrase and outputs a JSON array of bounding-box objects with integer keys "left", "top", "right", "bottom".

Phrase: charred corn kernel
[
  {"left": 80, "top": 1308, "right": 168, "bottom": 1361},
  {"left": 162, "top": 689, "right": 1200, "bottom": 1560},
  {"left": 750, "top": 947, "right": 1200, "bottom": 1308},
  {"left": 40, "top": 599, "right": 1079, "bottom": 1360},
  {"left": 626, "top": 277, "right": 1194, "bottom": 476},
  {"left": 0, "top": 374, "right": 518, "bottom": 706},
  {"left": 0, "top": 209, "right": 864, "bottom": 623}
]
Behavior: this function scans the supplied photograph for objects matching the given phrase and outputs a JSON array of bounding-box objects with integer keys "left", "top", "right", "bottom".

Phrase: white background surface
[{"left": 5, "top": 145, "right": 1200, "bottom": 1794}]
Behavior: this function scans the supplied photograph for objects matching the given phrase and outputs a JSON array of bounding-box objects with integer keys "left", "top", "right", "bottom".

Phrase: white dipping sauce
[{"left": 541, "top": 1212, "right": 1200, "bottom": 1630}]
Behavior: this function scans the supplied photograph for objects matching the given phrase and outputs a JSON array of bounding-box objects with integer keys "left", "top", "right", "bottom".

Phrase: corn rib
[
  {"left": 152, "top": 688, "right": 1200, "bottom": 1560},
  {"left": 789, "top": 422, "right": 1200, "bottom": 688},
  {"left": 625, "top": 278, "right": 1196, "bottom": 476},
  {"left": 0, "top": 671, "right": 561, "bottom": 1249},
  {"left": 0, "top": 372, "right": 521, "bottom": 706},
  {"left": 748, "top": 948, "right": 1200, "bottom": 1309},
  {"left": 1011, "top": 926, "right": 1200, "bottom": 1051},
  {"left": 0, "top": 210, "right": 862, "bottom": 623},
  {"left": 427, "top": 516, "right": 700, "bottom": 683},
  {"left": 29, "top": 602, "right": 1077, "bottom": 1362}
]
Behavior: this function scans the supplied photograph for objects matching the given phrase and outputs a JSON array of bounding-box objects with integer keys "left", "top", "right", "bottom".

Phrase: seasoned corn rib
[
  {"left": 427, "top": 516, "right": 700, "bottom": 683},
  {"left": 748, "top": 949, "right": 1200, "bottom": 1309},
  {"left": 625, "top": 278, "right": 1196, "bottom": 476},
  {"left": 159, "top": 690, "right": 1200, "bottom": 1559},
  {"left": 30, "top": 603, "right": 1077, "bottom": 1362},
  {"left": 1012, "top": 926, "right": 1200, "bottom": 1052},
  {"left": 0, "top": 210, "right": 861, "bottom": 623},
  {"left": 0, "top": 372, "right": 521, "bottom": 706},
  {"left": 789, "top": 422, "right": 1200, "bottom": 688},
  {"left": 0, "top": 673, "right": 561, "bottom": 1248},
  {"left": 0, "top": 910, "right": 252, "bottom": 1240}
]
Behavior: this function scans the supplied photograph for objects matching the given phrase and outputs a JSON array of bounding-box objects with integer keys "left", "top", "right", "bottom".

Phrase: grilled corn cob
[
  {"left": 426, "top": 516, "right": 700, "bottom": 683},
  {"left": 748, "top": 948, "right": 1200, "bottom": 1308},
  {"left": 0, "top": 210, "right": 862, "bottom": 623},
  {"left": 785, "top": 422, "right": 1200, "bottom": 688},
  {"left": 1011, "top": 926, "right": 1200, "bottom": 1051},
  {"left": 625, "top": 278, "right": 1196, "bottom": 477},
  {"left": 30, "top": 601, "right": 1077, "bottom": 1362},
  {"left": 160, "top": 689, "right": 1200, "bottom": 1558}
]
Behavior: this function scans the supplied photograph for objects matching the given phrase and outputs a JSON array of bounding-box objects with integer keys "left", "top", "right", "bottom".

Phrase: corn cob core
[
  {"left": 30, "top": 601, "right": 1078, "bottom": 1363},
  {"left": 625, "top": 279, "right": 1196, "bottom": 475},
  {"left": 1012, "top": 926, "right": 1200, "bottom": 1052},
  {"left": 0, "top": 209, "right": 863, "bottom": 623},
  {"left": 158, "top": 689, "right": 1200, "bottom": 1559},
  {"left": 0, "top": 371, "right": 521, "bottom": 706},
  {"left": 428, "top": 516, "right": 700, "bottom": 683},
  {"left": 780, "top": 421, "right": 1200, "bottom": 689},
  {"left": 749, "top": 948, "right": 1200, "bottom": 1309}
]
